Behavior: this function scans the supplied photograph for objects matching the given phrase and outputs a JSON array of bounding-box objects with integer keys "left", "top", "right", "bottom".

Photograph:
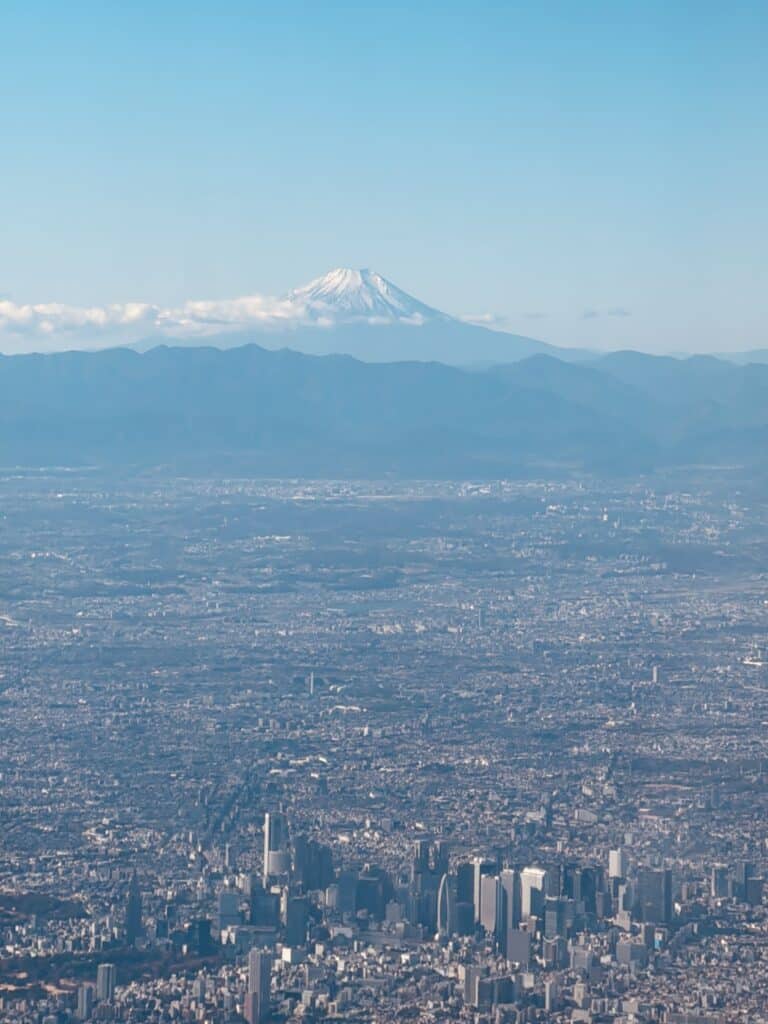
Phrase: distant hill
[
  {"left": 713, "top": 348, "right": 768, "bottom": 366},
  {"left": 142, "top": 319, "right": 594, "bottom": 367},
  {"left": 0, "top": 343, "right": 766, "bottom": 475}
]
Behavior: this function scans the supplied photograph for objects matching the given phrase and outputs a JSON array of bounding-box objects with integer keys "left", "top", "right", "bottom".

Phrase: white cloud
[
  {"left": 0, "top": 299, "right": 158, "bottom": 337},
  {"left": 0, "top": 292, "right": 316, "bottom": 353},
  {"left": 156, "top": 295, "right": 305, "bottom": 337},
  {"left": 580, "top": 307, "right": 631, "bottom": 321},
  {"left": 459, "top": 312, "right": 511, "bottom": 330}
]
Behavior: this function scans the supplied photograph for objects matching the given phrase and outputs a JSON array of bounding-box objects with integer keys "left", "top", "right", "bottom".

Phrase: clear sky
[{"left": 1, "top": 0, "right": 766, "bottom": 352}]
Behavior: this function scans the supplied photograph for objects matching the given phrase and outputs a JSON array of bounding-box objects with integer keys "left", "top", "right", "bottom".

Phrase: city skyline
[{"left": 3, "top": 472, "right": 768, "bottom": 1022}]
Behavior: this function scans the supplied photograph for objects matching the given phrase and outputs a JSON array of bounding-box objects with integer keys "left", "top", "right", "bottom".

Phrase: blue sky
[{"left": 1, "top": 0, "right": 766, "bottom": 352}]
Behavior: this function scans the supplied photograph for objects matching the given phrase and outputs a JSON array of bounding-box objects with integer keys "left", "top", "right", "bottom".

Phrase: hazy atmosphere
[{"left": 3, "top": 6, "right": 768, "bottom": 1024}]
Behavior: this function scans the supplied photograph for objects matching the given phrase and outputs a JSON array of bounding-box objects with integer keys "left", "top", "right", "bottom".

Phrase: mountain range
[
  {"left": 2, "top": 267, "right": 764, "bottom": 367},
  {"left": 1, "top": 341, "right": 767, "bottom": 476},
  {"left": 129, "top": 267, "right": 596, "bottom": 366}
]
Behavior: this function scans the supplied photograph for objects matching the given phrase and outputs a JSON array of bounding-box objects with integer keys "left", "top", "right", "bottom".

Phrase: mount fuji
[{"left": 285, "top": 267, "right": 448, "bottom": 325}]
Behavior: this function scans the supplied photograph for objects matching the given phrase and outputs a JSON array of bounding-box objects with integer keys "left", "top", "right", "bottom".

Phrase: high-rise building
[
  {"left": 544, "top": 863, "right": 561, "bottom": 897},
  {"left": 408, "top": 838, "right": 446, "bottom": 932},
  {"left": 636, "top": 868, "right": 672, "bottom": 924},
  {"left": 746, "top": 876, "right": 764, "bottom": 907},
  {"left": 505, "top": 926, "right": 531, "bottom": 968},
  {"left": 544, "top": 978, "right": 559, "bottom": 1012},
  {"left": 564, "top": 864, "right": 582, "bottom": 902},
  {"left": 433, "top": 840, "right": 450, "bottom": 877},
  {"left": 412, "top": 838, "right": 431, "bottom": 876},
  {"left": 76, "top": 983, "right": 94, "bottom": 1020},
  {"left": 356, "top": 865, "right": 389, "bottom": 920},
  {"left": 217, "top": 889, "right": 242, "bottom": 931},
  {"left": 543, "top": 935, "right": 568, "bottom": 969},
  {"left": 192, "top": 973, "right": 207, "bottom": 1001},
  {"left": 334, "top": 870, "right": 358, "bottom": 913},
  {"left": 263, "top": 812, "right": 289, "bottom": 885},
  {"left": 250, "top": 884, "right": 280, "bottom": 927},
  {"left": 499, "top": 870, "right": 521, "bottom": 923},
  {"left": 245, "top": 949, "right": 272, "bottom": 1024},
  {"left": 476, "top": 974, "right": 515, "bottom": 1008},
  {"left": 186, "top": 917, "right": 215, "bottom": 956},
  {"left": 544, "top": 896, "right": 568, "bottom": 939},
  {"left": 581, "top": 866, "right": 603, "bottom": 916},
  {"left": 125, "top": 871, "right": 143, "bottom": 946},
  {"left": 456, "top": 862, "right": 474, "bottom": 905},
  {"left": 453, "top": 861, "right": 475, "bottom": 935},
  {"left": 96, "top": 963, "right": 116, "bottom": 1002},
  {"left": 284, "top": 895, "right": 308, "bottom": 947},
  {"left": 520, "top": 866, "right": 547, "bottom": 920},
  {"left": 462, "top": 965, "right": 487, "bottom": 1006},
  {"left": 711, "top": 865, "right": 730, "bottom": 899},
  {"left": 292, "top": 835, "right": 334, "bottom": 891},
  {"left": 473, "top": 858, "right": 496, "bottom": 923},
  {"left": 499, "top": 869, "right": 521, "bottom": 956},
  {"left": 733, "top": 860, "right": 755, "bottom": 901},
  {"left": 480, "top": 874, "right": 501, "bottom": 936},
  {"left": 292, "top": 834, "right": 309, "bottom": 886},
  {"left": 609, "top": 849, "right": 628, "bottom": 880}
]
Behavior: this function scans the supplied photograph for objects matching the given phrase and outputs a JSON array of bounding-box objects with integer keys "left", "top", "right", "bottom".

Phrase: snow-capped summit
[{"left": 285, "top": 268, "right": 449, "bottom": 325}]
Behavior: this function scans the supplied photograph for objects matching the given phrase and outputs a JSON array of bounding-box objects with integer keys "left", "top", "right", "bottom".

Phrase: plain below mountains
[{"left": 1, "top": 343, "right": 768, "bottom": 476}]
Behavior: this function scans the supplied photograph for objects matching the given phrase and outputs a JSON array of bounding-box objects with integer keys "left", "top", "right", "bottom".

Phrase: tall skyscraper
[
  {"left": 505, "top": 926, "right": 531, "bottom": 969},
  {"left": 76, "top": 983, "right": 94, "bottom": 1020},
  {"left": 544, "top": 978, "right": 559, "bottom": 1012},
  {"left": 412, "top": 838, "right": 431, "bottom": 877},
  {"left": 217, "top": 888, "right": 242, "bottom": 931},
  {"left": 446, "top": 861, "right": 471, "bottom": 935},
  {"left": 609, "top": 848, "right": 628, "bottom": 880},
  {"left": 292, "top": 834, "right": 334, "bottom": 891},
  {"left": 456, "top": 862, "right": 474, "bottom": 905},
  {"left": 499, "top": 868, "right": 521, "bottom": 956},
  {"left": 96, "top": 963, "right": 116, "bottom": 1002},
  {"left": 463, "top": 965, "right": 486, "bottom": 1007},
  {"left": 125, "top": 871, "right": 143, "bottom": 946},
  {"left": 544, "top": 896, "right": 567, "bottom": 939},
  {"left": 187, "top": 917, "right": 215, "bottom": 956},
  {"left": 733, "top": 860, "right": 755, "bottom": 901},
  {"left": 284, "top": 895, "right": 309, "bottom": 947},
  {"left": 711, "top": 865, "right": 730, "bottom": 899},
  {"left": 473, "top": 858, "right": 496, "bottom": 923},
  {"left": 433, "top": 840, "right": 450, "bottom": 877},
  {"left": 637, "top": 868, "right": 672, "bottom": 924},
  {"left": 520, "top": 866, "right": 547, "bottom": 920},
  {"left": 564, "top": 863, "right": 583, "bottom": 902},
  {"left": 263, "top": 811, "right": 289, "bottom": 885},
  {"left": 480, "top": 874, "right": 502, "bottom": 936},
  {"left": 245, "top": 949, "right": 272, "bottom": 1024}
]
